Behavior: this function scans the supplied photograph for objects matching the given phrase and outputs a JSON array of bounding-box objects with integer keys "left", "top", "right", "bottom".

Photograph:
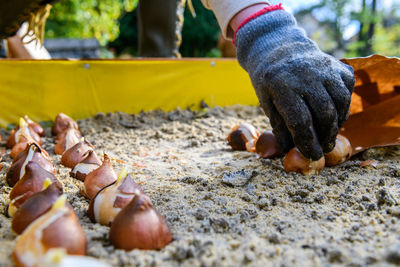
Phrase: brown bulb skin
[
  {"left": 12, "top": 183, "right": 63, "bottom": 235},
  {"left": 6, "top": 129, "right": 16, "bottom": 149},
  {"left": 109, "top": 193, "right": 172, "bottom": 250},
  {"left": 88, "top": 174, "right": 144, "bottom": 225},
  {"left": 284, "top": 148, "right": 325, "bottom": 175},
  {"left": 227, "top": 129, "right": 246, "bottom": 150},
  {"left": 24, "top": 116, "right": 45, "bottom": 137},
  {"left": 255, "top": 131, "right": 282, "bottom": 158},
  {"left": 325, "top": 135, "right": 352, "bottom": 167},
  {"left": 82, "top": 154, "right": 117, "bottom": 199},
  {"left": 52, "top": 113, "right": 79, "bottom": 136},
  {"left": 7, "top": 143, "right": 54, "bottom": 187},
  {"left": 227, "top": 124, "right": 260, "bottom": 152},
  {"left": 12, "top": 142, "right": 50, "bottom": 164},
  {"left": 9, "top": 162, "right": 61, "bottom": 214},
  {"left": 8, "top": 125, "right": 42, "bottom": 159},
  {"left": 61, "top": 140, "right": 95, "bottom": 168},
  {"left": 41, "top": 208, "right": 86, "bottom": 255},
  {"left": 12, "top": 200, "right": 86, "bottom": 267},
  {"left": 10, "top": 141, "right": 34, "bottom": 159},
  {"left": 7, "top": 125, "right": 41, "bottom": 149},
  {"left": 54, "top": 127, "right": 82, "bottom": 155},
  {"left": 70, "top": 150, "right": 102, "bottom": 181}
]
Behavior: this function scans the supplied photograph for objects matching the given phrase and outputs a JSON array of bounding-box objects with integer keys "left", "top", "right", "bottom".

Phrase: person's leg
[{"left": 138, "top": 0, "right": 185, "bottom": 58}]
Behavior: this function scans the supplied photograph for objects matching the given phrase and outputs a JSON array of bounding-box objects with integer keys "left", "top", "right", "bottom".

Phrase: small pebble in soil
[{"left": 221, "top": 169, "right": 255, "bottom": 187}]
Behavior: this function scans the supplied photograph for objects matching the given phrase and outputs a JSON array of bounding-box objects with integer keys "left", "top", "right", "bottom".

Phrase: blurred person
[
  {"left": 7, "top": 22, "right": 51, "bottom": 59},
  {"left": 0, "top": 0, "right": 53, "bottom": 42},
  {"left": 0, "top": 0, "right": 355, "bottom": 161},
  {"left": 0, "top": 1, "right": 51, "bottom": 59}
]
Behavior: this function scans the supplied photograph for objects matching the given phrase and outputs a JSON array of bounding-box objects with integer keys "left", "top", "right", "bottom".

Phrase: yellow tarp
[{"left": 0, "top": 59, "right": 257, "bottom": 127}]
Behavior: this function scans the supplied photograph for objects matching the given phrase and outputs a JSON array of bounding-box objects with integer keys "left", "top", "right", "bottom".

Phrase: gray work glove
[{"left": 235, "top": 9, "right": 355, "bottom": 160}]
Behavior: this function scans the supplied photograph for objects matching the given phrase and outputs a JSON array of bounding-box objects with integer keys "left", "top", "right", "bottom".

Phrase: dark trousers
[{"left": 138, "top": 0, "right": 184, "bottom": 57}]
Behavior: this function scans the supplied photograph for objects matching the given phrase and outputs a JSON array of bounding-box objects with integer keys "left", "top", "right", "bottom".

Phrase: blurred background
[{"left": 38, "top": 0, "right": 400, "bottom": 59}]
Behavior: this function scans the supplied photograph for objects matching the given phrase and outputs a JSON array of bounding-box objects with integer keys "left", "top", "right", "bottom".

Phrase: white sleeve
[{"left": 201, "top": 0, "right": 269, "bottom": 39}]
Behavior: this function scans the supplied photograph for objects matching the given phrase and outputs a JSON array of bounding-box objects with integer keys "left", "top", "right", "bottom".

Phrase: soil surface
[{"left": 0, "top": 105, "right": 400, "bottom": 267}]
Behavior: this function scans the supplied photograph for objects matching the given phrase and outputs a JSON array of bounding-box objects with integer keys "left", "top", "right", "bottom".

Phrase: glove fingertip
[
  {"left": 297, "top": 143, "right": 324, "bottom": 162},
  {"left": 322, "top": 139, "right": 336, "bottom": 154},
  {"left": 341, "top": 71, "right": 356, "bottom": 94}
]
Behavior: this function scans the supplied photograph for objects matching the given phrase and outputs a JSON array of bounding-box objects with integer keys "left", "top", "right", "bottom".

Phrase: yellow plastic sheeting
[{"left": 0, "top": 59, "right": 258, "bottom": 127}]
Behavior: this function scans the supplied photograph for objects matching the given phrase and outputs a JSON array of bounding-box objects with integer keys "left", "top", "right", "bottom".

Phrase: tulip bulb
[
  {"left": 24, "top": 115, "right": 45, "bottom": 137},
  {"left": 13, "top": 195, "right": 86, "bottom": 267},
  {"left": 227, "top": 123, "right": 260, "bottom": 152},
  {"left": 81, "top": 154, "right": 117, "bottom": 199},
  {"left": 12, "top": 142, "right": 50, "bottom": 163},
  {"left": 7, "top": 118, "right": 41, "bottom": 149},
  {"left": 88, "top": 169, "right": 144, "bottom": 226},
  {"left": 52, "top": 113, "right": 79, "bottom": 136},
  {"left": 7, "top": 143, "right": 54, "bottom": 187},
  {"left": 255, "top": 131, "right": 282, "bottom": 158},
  {"left": 284, "top": 148, "right": 325, "bottom": 175},
  {"left": 324, "top": 135, "right": 352, "bottom": 166},
  {"left": 61, "top": 139, "right": 95, "bottom": 168},
  {"left": 9, "top": 162, "right": 61, "bottom": 217},
  {"left": 9, "top": 118, "right": 42, "bottom": 159},
  {"left": 70, "top": 150, "right": 101, "bottom": 181},
  {"left": 10, "top": 140, "right": 36, "bottom": 159},
  {"left": 109, "top": 192, "right": 172, "bottom": 250},
  {"left": 12, "top": 182, "right": 64, "bottom": 235},
  {"left": 54, "top": 126, "right": 82, "bottom": 155}
]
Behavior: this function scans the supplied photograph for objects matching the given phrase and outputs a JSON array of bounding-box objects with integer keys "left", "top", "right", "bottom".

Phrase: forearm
[
  {"left": 201, "top": 0, "right": 269, "bottom": 39},
  {"left": 229, "top": 4, "right": 270, "bottom": 32}
]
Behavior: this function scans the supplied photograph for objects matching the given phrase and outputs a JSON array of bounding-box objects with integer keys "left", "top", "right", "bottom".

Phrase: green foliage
[
  {"left": 298, "top": 0, "right": 400, "bottom": 58},
  {"left": 45, "top": 0, "right": 138, "bottom": 45},
  {"left": 368, "top": 3, "right": 400, "bottom": 57},
  {"left": 109, "top": 0, "right": 220, "bottom": 57},
  {"left": 372, "top": 24, "right": 400, "bottom": 57},
  {"left": 366, "top": 18, "right": 400, "bottom": 57},
  {"left": 179, "top": 0, "right": 220, "bottom": 57},
  {"left": 46, "top": 0, "right": 400, "bottom": 58},
  {"left": 347, "top": 1, "right": 400, "bottom": 57},
  {"left": 297, "top": 0, "right": 355, "bottom": 55},
  {"left": 107, "top": 8, "right": 138, "bottom": 56}
]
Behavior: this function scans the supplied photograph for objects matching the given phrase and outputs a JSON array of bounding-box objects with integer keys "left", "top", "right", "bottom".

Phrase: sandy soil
[{"left": 0, "top": 105, "right": 400, "bottom": 267}]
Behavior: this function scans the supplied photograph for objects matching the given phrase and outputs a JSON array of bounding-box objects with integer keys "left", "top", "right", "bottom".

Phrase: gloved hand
[{"left": 235, "top": 8, "right": 355, "bottom": 160}]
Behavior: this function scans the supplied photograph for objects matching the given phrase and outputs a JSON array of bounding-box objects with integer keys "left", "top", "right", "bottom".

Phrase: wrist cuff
[{"left": 233, "top": 3, "right": 284, "bottom": 44}]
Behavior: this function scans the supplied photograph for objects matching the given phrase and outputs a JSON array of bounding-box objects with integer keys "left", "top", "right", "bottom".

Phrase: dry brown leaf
[
  {"left": 340, "top": 55, "right": 400, "bottom": 155},
  {"left": 342, "top": 55, "right": 400, "bottom": 115}
]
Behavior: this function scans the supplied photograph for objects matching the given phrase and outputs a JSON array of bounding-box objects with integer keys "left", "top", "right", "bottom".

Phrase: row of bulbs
[
  {"left": 227, "top": 123, "right": 352, "bottom": 175},
  {"left": 5, "top": 114, "right": 171, "bottom": 267}
]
